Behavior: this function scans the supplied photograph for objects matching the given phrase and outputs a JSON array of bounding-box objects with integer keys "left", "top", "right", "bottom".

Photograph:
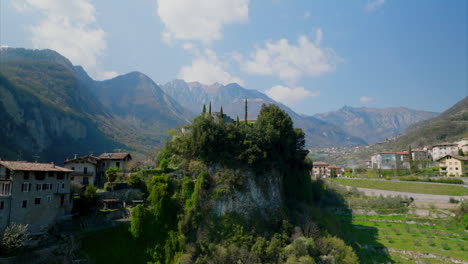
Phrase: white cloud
[
  {"left": 157, "top": 0, "right": 249, "bottom": 43},
  {"left": 366, "top": 0, "right": 385, "bottom": 12},
  {"left": 265, "top": 85, "right": 319, "bottom": 106},
  {"left": 178, "top": 49, "right": 244, "bottom": 85},
  {"left": 242, "top": 29, "right": 340, "bottom": 85},
  {"left": 95, "top": 71, "right": 119, "bottom": 81},
  {"left": 360, "top": 96, "right": 374, "bottom": 103},
  {"left": 13, "top": 0, "right": 116, "bottom": 79}
]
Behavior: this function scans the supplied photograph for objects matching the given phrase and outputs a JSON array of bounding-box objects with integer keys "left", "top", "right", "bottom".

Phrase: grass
[
  {"left": 80, "top": 223, "right": 149, "bottom": 263},
  {"left": 328, "top": 178, "right": 468, "bottom": 196},
  {"left": 348, "top": 214, "right": 468, "bottom": 263}
]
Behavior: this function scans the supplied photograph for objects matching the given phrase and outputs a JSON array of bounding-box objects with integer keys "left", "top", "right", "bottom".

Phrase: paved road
[{"left": 344, "top": 186, "right": 468, "bottom": 203}]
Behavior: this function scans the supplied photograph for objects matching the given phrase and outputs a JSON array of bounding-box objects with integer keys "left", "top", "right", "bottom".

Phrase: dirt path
[{"left": 345, "top": 186, "right": 468, "bottom": 203}]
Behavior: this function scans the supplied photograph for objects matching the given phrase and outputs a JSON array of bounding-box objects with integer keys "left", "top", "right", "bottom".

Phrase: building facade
[
  {"left": 311, "top": 162, "right": 330, "bottom": 177},
  {"left": 64, "top": 155, "right": 99, "bottom": 187},
  {"left": 437, "top": 155, "right": 468, "bottom": 176},
  {"left": 431, "top": 143, "right": 459, "bottom": 161},
  {"left": 0, "top": 161, "right": 72, "bottom": 233}
]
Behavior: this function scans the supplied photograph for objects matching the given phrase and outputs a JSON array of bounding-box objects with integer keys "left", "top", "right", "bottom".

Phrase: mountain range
[
  {"left": 0, "top": 47, "right": 452, "bottom": 162},
  {"left": 314, "top": 106, "right": 438, "bottom": 144},
  {"left": 162, "top": 80, "right": 367, "bottom": 147}
]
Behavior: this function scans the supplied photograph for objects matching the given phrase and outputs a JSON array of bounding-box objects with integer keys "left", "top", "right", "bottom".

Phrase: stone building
[
  {"left": 64, "top": 155, "right": 100, "bottom": 186},
  {"left": 97, "top": 152, "right": 132, "bottom": 180},
  {"left": 0, "top": 161, "right": 72, "bottom": 233}
]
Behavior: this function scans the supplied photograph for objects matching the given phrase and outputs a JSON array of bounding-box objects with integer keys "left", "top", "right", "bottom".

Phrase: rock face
[
  {"left": 209, "top": 166, "right": 283, "bottom": 217},
  {"left": 162, "top": 80, "right": 366, "bottom": 147},
  {"left": 314, "top": 106, "right": 438, "bottom": 144}
]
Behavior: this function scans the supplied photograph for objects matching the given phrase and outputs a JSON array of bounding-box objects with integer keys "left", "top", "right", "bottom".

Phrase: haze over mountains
[
  {"left": 314, "top": 106, "right": 438, "bottom": 144},
  {"left": 0, "top": 47, "right": 454, "bottom": 162}
]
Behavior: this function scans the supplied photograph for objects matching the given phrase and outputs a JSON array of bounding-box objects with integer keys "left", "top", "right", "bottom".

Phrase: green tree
[
  {"left": 159, "top": 158, "right": 169, "bottom": 172},
  {"left": 130, "top": 204, "right": 150, "bottom": 242},
  {"left": 244, "top": 97, "right": 248, "bottom": 124},
  {"left": 84, "top": 184, "right": 97, "bottom": 201},
  {"left": 1, "top": 223, "right": 29, "bottom": 255},
  {"left": 236, "top": 115, "right": 240, "bottom": 127},
  {"left": 105, "top": 166, "right": 121, "bottom": 183},
  {"left": 458, "top": 149, "right": 465, "bottom": 156},
  {"left": 208, "top": 101, "right": 212, "bottom": 115},
  {"left": 202, "top": 104, "right": 206, "bottom": 114}
]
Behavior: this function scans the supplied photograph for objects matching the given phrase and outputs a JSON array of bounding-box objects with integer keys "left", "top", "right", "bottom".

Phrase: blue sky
[{"left": 1, "top": 0, "right": 467, "bottom": 115}]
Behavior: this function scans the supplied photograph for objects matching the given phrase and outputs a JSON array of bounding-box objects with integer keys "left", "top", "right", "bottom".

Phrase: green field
[
  {"left": 328, "top": 178, "right": 468, "bottom": 196},
  {"left": 347, "top": 214, "right": 467, "bottom": 263}
]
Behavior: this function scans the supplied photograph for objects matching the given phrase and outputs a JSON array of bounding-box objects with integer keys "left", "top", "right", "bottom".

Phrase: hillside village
[{"left": 310, "top": 138, "right": 468, "bottom": 177}]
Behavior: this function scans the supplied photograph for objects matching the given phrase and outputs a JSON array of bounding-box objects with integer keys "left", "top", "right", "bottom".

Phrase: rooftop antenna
[
  {"left": 33, "top": 154, "right": 40, "bottom": 163},
  {"left": 74, "top": 154, "right": 78, "bottom": 159}
]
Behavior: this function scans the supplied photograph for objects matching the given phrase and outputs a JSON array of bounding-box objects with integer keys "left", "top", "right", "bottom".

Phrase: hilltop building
[
  {"left": 64, "top": 155, "right": 99, "bottom": 187},
  {"left": 0, "top": 161, "right": 72, "bottom": 232},
  {"left": 457, "top": 138, "right": 468, "bottom": 154},
  {"left": 437, "top": 154, "right": 468, "bottom": 176},
  {"left": 64, "top": 152, "right": 132, "bottom": 186}
]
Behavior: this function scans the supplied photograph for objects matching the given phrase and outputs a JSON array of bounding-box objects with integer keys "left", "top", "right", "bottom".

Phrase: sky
[{"left": 1, "top": 0, "right": 467, "bottom": 115}]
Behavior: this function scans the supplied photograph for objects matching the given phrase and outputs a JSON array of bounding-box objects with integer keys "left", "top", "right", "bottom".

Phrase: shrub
[
  {"left": 1, "top": 223, "right": 29, "bottom": 255},
  {"left": 317, "top": 237, "right": 359, "bottom": 264},
  {"left": 106, "top": 167, "right": 121, "bottom": 183}
]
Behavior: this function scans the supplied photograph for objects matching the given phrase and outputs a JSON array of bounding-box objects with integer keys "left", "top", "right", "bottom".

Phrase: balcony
[{"left": 54, "top": 188, "right": 69, "bottom": 195}]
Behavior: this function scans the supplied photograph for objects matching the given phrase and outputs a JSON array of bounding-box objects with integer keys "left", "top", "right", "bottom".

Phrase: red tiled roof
[
  {"left": 64, "top": 155, "right": 100, "bottom": 165},
  {"left": 0, "top": 161, "right": 72, "bottom": 172},
  {"left": 97, "top": 153, "right": 132, "bottom": 160},
  {"left": 395, "top": 151, "right": 409, "bottom": 155},
  {"left": 313, "top": 162, "right": 329, "bottom": 166}
]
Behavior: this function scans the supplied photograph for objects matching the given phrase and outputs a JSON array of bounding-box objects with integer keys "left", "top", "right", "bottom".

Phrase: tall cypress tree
[
  {"left": 236, "top": 116, "right": 240, "bottom": 127},
  {"left": 244, "top": 97, "right": 248, "bottom": 124},
  {"left": 208, "top": 101, "right": 212, "bottom": 115},
  {"left": 220, "top": 106, "right": 224, "bottom": 124},
  {"left": 202, "top": 104, "right": 206, "bottom": 115}
]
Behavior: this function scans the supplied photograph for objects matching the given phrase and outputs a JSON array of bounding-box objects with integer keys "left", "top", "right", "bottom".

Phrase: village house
[
  {"left": 0, "top": 160, "right": 72, "bottom": 232},
  {"left": 96, "top": 152, "right": 132, "bottom": 178},
  {"left": 371, "top": 152, "right": 410, "bottom": 170},
  {"left": 64, "top": 155, "right": 100, "bottom": 187},
  {"left": 431, "top": 142, "right": 459, "bottom": 161},
  {"left": 457, "top": 138, "right": 468, "bottom": 154},
  {"left": 311, "top": 162, "right": 330, "bottom": 177},
  {"left": 437, "top": 154, "right": 468, "bottom": 176}
]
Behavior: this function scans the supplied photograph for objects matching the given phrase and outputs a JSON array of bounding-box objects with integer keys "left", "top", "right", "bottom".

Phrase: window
[
  {"left": 35, "top": 198, "right": 41, "bottom": 205},
  {"left": 23, "top": 171, "right": 29, "bottom": 180},
  {"left": 49, "top": 183, "right": 53, "bottom": 189},
  {"left": 83, "top": 177, "right": 89, "bottom": 185},
  {"left": 57, "top": 172, "right": 64, "bottom": 180},
  {"left": 42, "top": 183, "right": 48, "bottom": 190},
  {"left": 21, "top": 183, "right": 31, "bottom": 192},
  {"left": 22, "top": 200, "right": 27, "bottom": 208},
  {"left": 71, "top": 167, "right": 75, "bottom": 171},
  {"left": 36, "top": 184, "right": 42, "bottom": 191},
  {"left": 0, "top": 201, "right": 4, "bottom": 209},
  {"left": 48, "top": 171, "right": 54, "bottom": 177},
  {"left": 5, "top": 169, "right": 10, "bottom": 179},
  {"left": 84, "top": 167, "right": 88, "bottom": 174},
  {"left": 35, "top": 171, "right": 45, "bottom": 180},
  {"left": 61, "top": 183, "right": 65, "bottom": 189},
  {"left": 116, "top": 162, "right": 120, "bottom": 168},
  {"left": 60, "top": 196, "right": 65, "bottom": 206}
]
